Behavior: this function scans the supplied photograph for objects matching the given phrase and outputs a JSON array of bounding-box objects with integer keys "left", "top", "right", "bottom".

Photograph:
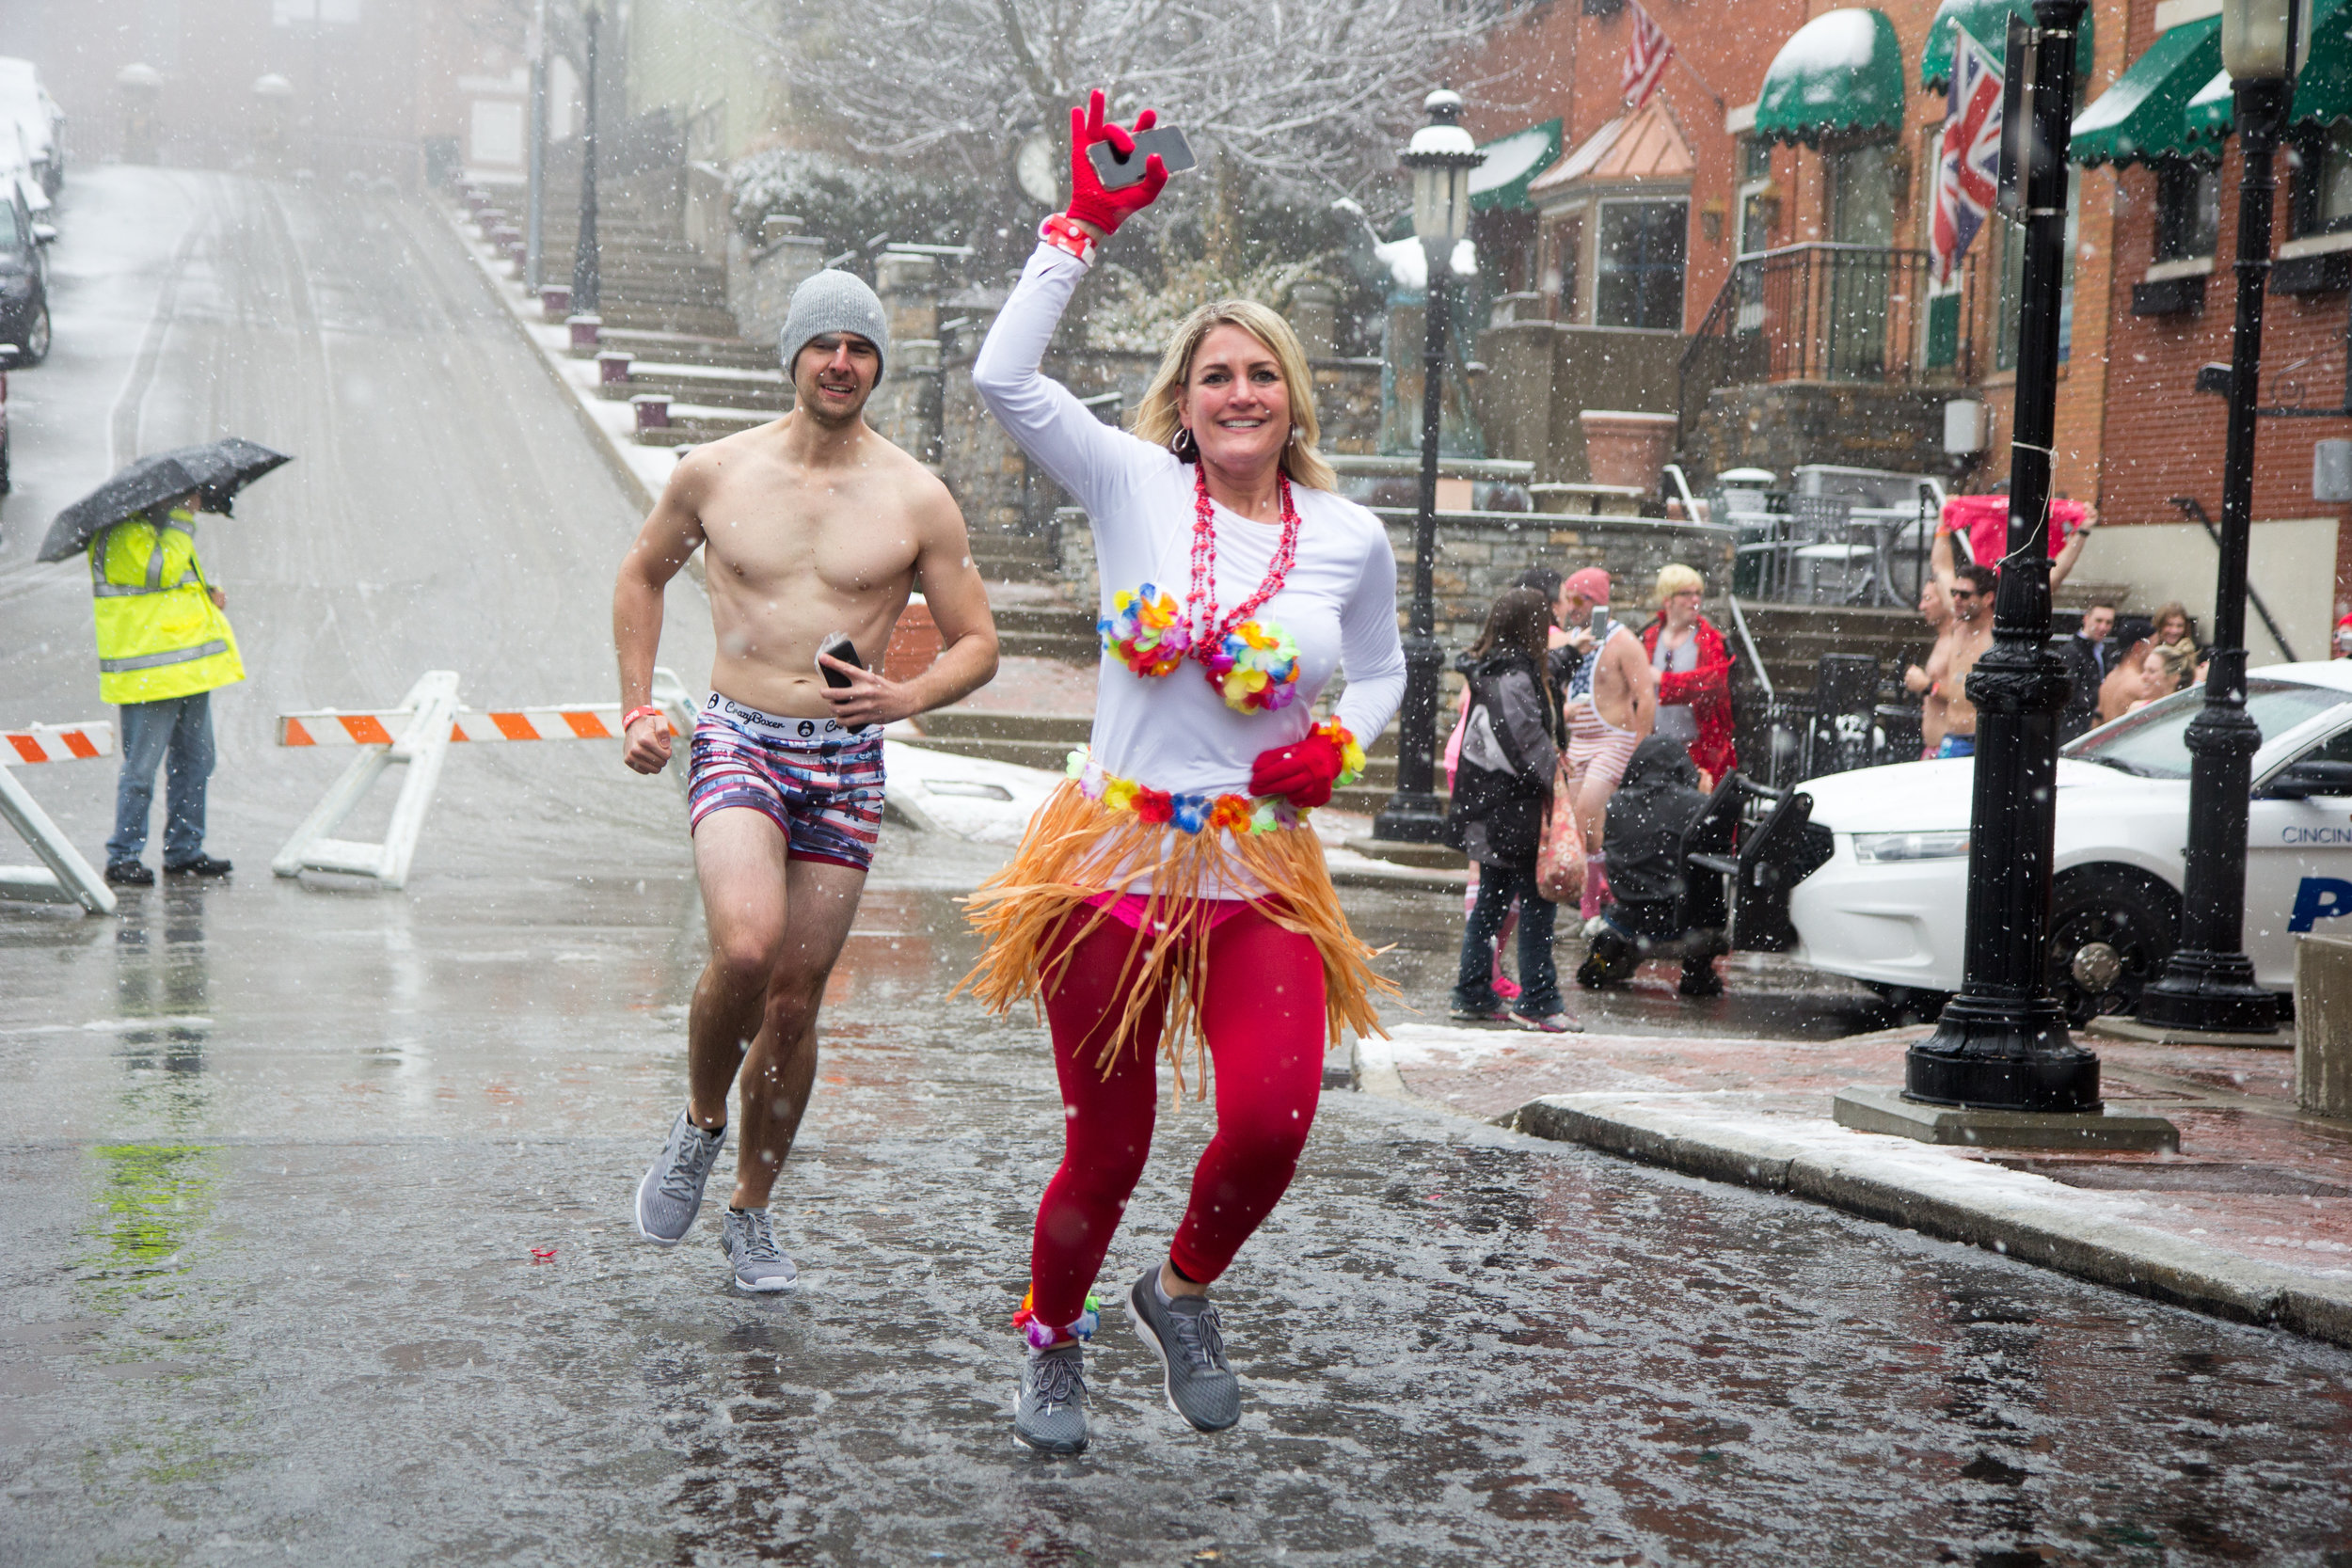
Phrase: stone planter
[{"left": 1577, "top": 409, "right": 1678, "bottom": 490}]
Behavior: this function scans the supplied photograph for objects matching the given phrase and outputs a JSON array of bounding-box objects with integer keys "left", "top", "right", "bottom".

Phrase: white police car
[{"left": 1784, "top": 658, "right": 2352, "bottom": 1022}]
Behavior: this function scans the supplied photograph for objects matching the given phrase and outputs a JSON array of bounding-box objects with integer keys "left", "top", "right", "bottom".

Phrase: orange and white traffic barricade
[
  {"left": 0, "top": 720, "right": 119, "bottom": 915},
  {"left": 270, "top": 668, "right": 693, "bottom": 889}
]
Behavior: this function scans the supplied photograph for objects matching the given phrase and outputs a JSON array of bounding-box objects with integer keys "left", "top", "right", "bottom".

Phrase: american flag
[
  {"left": 1931, "top": 24, "right": 2004, "bottom": 285},
  {"left": 1621, "top": 1, "right": 1674, "bottom": 111}
]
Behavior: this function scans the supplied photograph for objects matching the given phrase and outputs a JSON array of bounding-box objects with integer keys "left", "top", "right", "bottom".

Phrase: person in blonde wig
[{"left": 961, "top": 89, "right": 1406, "bottom": 1455}]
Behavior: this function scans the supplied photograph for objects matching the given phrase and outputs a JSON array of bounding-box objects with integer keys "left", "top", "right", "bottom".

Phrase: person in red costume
[
  {"left": 959, "top": 91, "right": 1407, "bottom": 1455},
  {"left": 1636, "top": 563, "right": 1736, "bottom": 786}
]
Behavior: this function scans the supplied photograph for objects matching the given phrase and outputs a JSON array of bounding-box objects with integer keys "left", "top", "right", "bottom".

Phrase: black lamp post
[
  {"left": 570, "top": 2, "right": 601, "bottom": 316},
  {"left": 2135, "top": 0, "right": 2310, "bottom": 1036},
  {"left": 1375, "top": 89, "right": 1483, "bottom": 844},
  {"left": 1905, "top": 0, "right": 2101, "bottom": 1110}
]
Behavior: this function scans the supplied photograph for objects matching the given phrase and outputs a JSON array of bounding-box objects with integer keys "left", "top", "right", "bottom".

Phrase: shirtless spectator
[
  {"left": 1919, "top": 522, "right": 1996, "bottom": 758},
  {"left": 1555, "top": 566, "right": 1656, "bottom": 919},
  {"left": 1903, "top": 575, "right": 1957, "bottom": 758},
  {"left": 612, "top": 270, "right": 1000, "bottom": 1291}
]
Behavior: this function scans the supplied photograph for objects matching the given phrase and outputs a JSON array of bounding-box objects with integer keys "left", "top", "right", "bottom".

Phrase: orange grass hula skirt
[{"left": 951, "top": 781, "right": 1394, "bottom": 1096}]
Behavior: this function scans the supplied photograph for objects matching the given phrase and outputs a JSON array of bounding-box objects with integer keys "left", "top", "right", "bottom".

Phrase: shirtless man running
[
  {"left": 1904, "top": 575, "right": 1958, "bottom": 758},
  {"left": 1555, "top": 566, "right": 1656, "bottom": 918},
  {"left": 614, "top": 269, "right": 999, "bottom": 1291}
]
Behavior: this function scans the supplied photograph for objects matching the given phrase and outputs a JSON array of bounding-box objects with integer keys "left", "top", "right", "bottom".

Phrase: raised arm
[
  {"left": 1931, "top": 517, "right": 1960, "bottom": 592},
  {"left": 613, "top": 450, "right": 710, "bottom": 773},
  {"left": 2049, "top": 502, "right": 2096, "bottom": 594},
  {"left": 970, "top": 89, "right": 1170, "bottom": 519}
]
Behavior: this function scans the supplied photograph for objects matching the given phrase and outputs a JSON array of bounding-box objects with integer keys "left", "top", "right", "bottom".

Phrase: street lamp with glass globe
[
  {"left": 1374, "top": 88, "right": 1484, "bottom": 844},
  {"left": 2134, "top": 0, "right": 2312, "bottom": 1037},
  {"left": 571, "top": 0, "right": 603, "bottom": 317}
]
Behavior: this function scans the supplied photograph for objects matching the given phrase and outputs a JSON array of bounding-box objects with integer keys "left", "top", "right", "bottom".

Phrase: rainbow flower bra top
[
  {"left": 1100, "top": 582, "right": 1302, "bottom": 714},
  {"left": 1065, "top": 721, "right": 1365, "bottom": 836}
]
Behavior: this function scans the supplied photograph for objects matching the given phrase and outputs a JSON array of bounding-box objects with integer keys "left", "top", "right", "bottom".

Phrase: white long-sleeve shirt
[{"left": 972, "top": 244, "right": 1406, "bottom": 803}]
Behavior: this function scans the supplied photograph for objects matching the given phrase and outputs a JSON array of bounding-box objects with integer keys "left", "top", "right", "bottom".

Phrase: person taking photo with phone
[
  {"left": 612, "top": 267, "right": 1000, "bottom": 1293},
  {"left": 960, "top": 90, "right": 1406, "bottom": 1455}
]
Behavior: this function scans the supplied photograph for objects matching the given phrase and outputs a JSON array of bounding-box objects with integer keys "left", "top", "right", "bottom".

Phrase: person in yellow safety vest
[{"left": 91, "top": 491, "right": 245, "bottom": 887}]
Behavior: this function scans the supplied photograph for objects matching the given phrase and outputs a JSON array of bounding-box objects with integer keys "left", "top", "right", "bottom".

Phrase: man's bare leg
[
  {"left": 685, "top": 808, "right": 793, "bottom": 1134},
  {"left": 730, "top": 857, "right": 866, "bottom": 1210}
]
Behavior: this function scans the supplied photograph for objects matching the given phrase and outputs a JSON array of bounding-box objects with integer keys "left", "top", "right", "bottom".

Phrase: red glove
[
  {"left": 1065, "top": 88, "right": 1168, "bottom": 236},
  {"left": 1250, "top": 730, "right": 1346, "bottom": 810}
]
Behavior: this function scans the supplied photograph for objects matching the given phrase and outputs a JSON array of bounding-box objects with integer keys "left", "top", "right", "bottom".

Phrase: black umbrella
[{"left": 37, "top": 438, "right": 292, "bottom": 563}]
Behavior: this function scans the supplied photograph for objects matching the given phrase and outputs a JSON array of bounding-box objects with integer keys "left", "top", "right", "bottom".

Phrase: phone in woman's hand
[{"left": 1087, "top": 126, "right": 1195, "bottom": 189}]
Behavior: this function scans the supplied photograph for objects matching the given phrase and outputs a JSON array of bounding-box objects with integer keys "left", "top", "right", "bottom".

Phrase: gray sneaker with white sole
[
  {"left": 1126, "top": 1265, "right": 1241, "bottom": 1432},
  {"left": 718, "top": 1206, "right": 798, "bottom": 1292},
  {"left": 635, "top": 1111, "right": 725, "bottom": 1244},
  {"left": 1012, "top": 1341, "right": 1089, "bottom": 1454}
]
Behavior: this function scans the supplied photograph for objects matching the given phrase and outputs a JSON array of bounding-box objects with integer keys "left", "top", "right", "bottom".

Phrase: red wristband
[
  {"left": 622, "top": 705, "right": 665, "bottom": 733},
  {"left": 1039, "top": 214, "right": 1097, "bottom": 266}
]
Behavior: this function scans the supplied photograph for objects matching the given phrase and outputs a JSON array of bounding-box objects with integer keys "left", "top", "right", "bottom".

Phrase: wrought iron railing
[{"left": 1679, "top": 243, "right": 1985, "bottom": 439}]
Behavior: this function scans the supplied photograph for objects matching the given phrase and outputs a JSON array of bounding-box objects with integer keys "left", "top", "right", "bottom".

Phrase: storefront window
[
  {"left": 2153, "top": 160, "right": 2220, "bottom": 261},
  {"left": 1595, "top": 199, "right": 1686, "bottom": 330},
  {"left": 2293, "top": 124, "right": 2352, "bottom": 238},
  {"left": 1994, "top": 172, "right": 2078, "bottom": 371}
]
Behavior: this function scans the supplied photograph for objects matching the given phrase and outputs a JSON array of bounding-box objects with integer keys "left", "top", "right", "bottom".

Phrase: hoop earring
[{"left": 1172, "top": 426, "right": 1200, "bottom": 462}]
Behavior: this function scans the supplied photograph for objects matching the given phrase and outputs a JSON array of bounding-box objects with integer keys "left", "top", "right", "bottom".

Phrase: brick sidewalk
[{"left": 1359, "top": 1000, "right": 2352, "bottom": 1344}]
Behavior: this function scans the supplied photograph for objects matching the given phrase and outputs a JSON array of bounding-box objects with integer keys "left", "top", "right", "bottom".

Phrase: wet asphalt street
[{"left": 6, "top": 171, "right": 2352, "bottom": 1566}]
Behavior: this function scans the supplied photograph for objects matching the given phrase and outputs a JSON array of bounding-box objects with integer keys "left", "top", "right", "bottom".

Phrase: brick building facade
[{"left": 1455, "top": 0, "right": 2351, "bottom": 650}]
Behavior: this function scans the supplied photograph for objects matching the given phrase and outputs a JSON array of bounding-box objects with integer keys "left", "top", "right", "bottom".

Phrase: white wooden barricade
[
  {"left": 0, "top": 721, "right": 120, "bottom": 915},
  {"left": 271, "top": 668, "right": 694, "bottom": 890}
]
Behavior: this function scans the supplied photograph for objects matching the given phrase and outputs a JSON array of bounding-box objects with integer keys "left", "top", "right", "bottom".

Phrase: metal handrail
[{"left": 1724, "top": 594, "right": 1774, "bottom": 702}]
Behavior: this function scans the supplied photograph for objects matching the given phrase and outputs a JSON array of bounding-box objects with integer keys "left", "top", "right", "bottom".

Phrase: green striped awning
[
  {"left": 1756, "top": 8, "right": 1908, "bottom": 146},
  {"left": 1923, "top": 0, "right": 2092, "bottom": 89},
  {"left": 2177, "top": 0, "right": 2352, "bottom": 143},
  {"left": 1469, "top": 119, "right": 1563, "bottom": 212},
  {"left": 2068, "top": 13, "right": 2222, "bottom": 166}
]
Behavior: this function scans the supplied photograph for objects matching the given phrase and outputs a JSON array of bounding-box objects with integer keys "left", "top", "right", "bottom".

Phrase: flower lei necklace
[{"left": 1098, "top": 463, "right": 1303, "bottom": 715}]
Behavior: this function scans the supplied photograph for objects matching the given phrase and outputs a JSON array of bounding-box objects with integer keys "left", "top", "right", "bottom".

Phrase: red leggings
[{"left": 1028, "top": 904, "right": 1327, "bottom": 1329}]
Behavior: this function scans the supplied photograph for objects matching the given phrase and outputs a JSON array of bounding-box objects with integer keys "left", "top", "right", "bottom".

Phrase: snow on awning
[
  {"left": 1754, "top": 8, "right": 1908, "bottom": 146},
  {"left": 1923, "top": 0, "right": 2091, "bottom": 89},
  {"left": 2169, "top": 0, "right": 2352, "bottom": 149},
  {"left": 2068, "top": 13, "right": 2222, "bottom": 166},
  {"left": 1469, "top": 119, "right": 1563, "bottom": 212}
]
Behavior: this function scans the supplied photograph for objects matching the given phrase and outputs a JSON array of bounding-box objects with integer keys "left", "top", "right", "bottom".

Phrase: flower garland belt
[{"left": 1065, "top": 721, "right": 1364, "bottom": 836}]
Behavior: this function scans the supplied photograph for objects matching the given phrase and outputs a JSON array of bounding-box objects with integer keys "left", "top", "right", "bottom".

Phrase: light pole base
[
  {"left": 1906, "top": 995, "right": 2100, "bottom": 1111},
  {"left": 1371, "top": 792, "right": 1450, "bottom": 845},
  {"left": 2134, "top": 948, "right": 2279, "bottom": 1035}
]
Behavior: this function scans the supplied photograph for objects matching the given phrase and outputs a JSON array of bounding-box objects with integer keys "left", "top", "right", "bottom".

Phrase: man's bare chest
[{"left": 702, "top": 484, "right": 918, "bottom": 594}]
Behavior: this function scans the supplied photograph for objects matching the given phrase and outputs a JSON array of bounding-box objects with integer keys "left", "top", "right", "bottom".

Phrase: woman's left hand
[{"left": 1249, "top": 730, "right": 1344, "bottom": 809}]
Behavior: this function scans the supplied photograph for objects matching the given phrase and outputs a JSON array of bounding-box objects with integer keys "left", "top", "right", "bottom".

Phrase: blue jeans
[
  {"left": 1453, "top": 860, "right": 1563, "bottom": 1019},
  {"left": 107, "top": 691, "right": 215, "bottom": 867}
]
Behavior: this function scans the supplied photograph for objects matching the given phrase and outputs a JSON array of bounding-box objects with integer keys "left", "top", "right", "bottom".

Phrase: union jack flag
[
  {"left": 1621, "top": 0, "right": 1675, "bottom": 111},
  {"left": 1931, "top": 24, "right": 2004, "bottom": 286}
]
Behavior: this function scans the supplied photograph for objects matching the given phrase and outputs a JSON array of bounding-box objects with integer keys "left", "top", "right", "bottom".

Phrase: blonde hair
[
  {"left": 1129, "top": 299, "right": 1339, "bottom": 491},
  {"left": 1655, "top": 562, "right": 1705, "bottom": 608}
]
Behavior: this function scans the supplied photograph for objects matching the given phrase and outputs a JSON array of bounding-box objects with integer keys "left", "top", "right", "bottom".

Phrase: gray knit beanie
[{"left": 778, "top": 267, "right": 889, "bottom": 380}]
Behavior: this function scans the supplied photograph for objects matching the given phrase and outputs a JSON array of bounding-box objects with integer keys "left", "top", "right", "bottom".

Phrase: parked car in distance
[
  {"left": 0, "top": 185, "right": 48, "bottom": 365},
  {"left": 0, "top": 58, "right": 63, "bottom": 197},
  {"left": 1781, "top": 661, "right": 2352, "bottom": 1023}
]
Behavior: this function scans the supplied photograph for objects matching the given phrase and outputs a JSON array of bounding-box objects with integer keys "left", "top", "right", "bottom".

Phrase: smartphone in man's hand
[{"left": 817, "top": 633, "right": 863, "bottom": 689}]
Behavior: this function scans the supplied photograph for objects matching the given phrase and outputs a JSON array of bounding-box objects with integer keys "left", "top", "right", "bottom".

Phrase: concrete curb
[{"left": 1498, "top": 1093, "right": 2352, "bottom": 1350}]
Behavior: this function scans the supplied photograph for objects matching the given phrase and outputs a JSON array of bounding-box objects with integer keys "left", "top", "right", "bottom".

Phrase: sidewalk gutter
[{"left": 1498, "top": 1090, "right": 2352, "bottom": 1350}]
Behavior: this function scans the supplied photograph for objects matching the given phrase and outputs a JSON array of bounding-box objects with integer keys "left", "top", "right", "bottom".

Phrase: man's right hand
[
  {"left": 623, "top": 713, "right": 674, "bottom": 775},
  {"left": 1903, "top": 664, "right": 1930, "bottom": 694}
]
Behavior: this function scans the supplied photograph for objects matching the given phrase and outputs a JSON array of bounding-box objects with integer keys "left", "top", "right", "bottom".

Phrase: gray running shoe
[
  {"left": 1012, "top": 1341, "right": 1089, "bottom": 1454},
  {"left": 635, "top": 1111, "right": 724, "bottom": 1244},
  {"left": 1126, "top": 1265, "right": 1240, "bottom": 1433},
  {"left": 719, "top": 1206, "right": 798, "bottom": 1292}
]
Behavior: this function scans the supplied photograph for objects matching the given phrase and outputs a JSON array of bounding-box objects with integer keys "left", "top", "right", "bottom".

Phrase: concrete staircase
[{"left": 1727, "top": 602, "right": 1931, "bottom": 700}]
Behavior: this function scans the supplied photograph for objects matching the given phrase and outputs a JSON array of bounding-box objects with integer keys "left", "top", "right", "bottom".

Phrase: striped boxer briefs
[{"left": 687, "top": 694, "right": 886, "bottom": 872}]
